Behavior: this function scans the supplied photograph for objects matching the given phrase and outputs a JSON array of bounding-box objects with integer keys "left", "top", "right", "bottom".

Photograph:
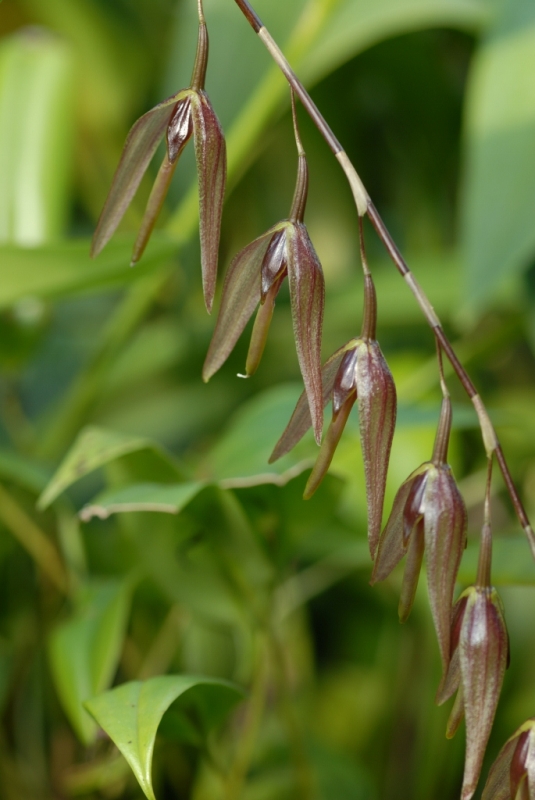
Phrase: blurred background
[{"left": 0, "top": 0, "right": 534, "bottom": 798}]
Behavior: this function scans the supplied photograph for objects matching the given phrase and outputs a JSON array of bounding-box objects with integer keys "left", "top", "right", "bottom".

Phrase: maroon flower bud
[
  {"left": 438, "top": 586, "right": 509, "bottom": 800},
  {"left": 91, "top": 10, "right": 226, "bottom": 314},
  {"left": 202, "top": 101, "right": 325, "bottom": 443},
  {"left": 482, "top": 719, "right": 535, "bottom": 800},
  {"left": 270, "top": 271, "right": 396, "bottom": 555},
  {"left": 371, "top": 396, "right": 467, "bottom": 677}
]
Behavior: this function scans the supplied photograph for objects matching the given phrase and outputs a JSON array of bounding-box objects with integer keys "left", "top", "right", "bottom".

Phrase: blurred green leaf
[
  {"left": 79, "top": 481, "right": 205, "bottom": 522},
  {"left": 48, "top": 578, "right": 134, "bottom": 744},
  {"left": 458, "top": 535, "right": 535, "bottom": 586},
  {"left": 461, "top": 3, "right": 535, "bottom": 305},
  {"left": 0, "top": 234, "right": 176, "bottom": 310},
  {"left": 85, "top": 675, "right": 244, "bottom": 800},
  {"left": 300, "top": 0, "right": 494, "bottom": 86},
  {"left": 199, "top": 384, "right": 315, "bottom": 488},
  {"left": 38, "top": 425, "right": 181, "bottom": 510},
  {"left": 0, "top": 449, "right": 50, "bottom": 493},
  {"left": 0, "top": 28, "right": 74, "bottom": 244}
]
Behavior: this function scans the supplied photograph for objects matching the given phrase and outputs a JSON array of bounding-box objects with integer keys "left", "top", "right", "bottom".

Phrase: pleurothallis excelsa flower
[
  {"left": 202, "top": 93, "right": 325, "bottom": 443},
  {"left": 270, "top": 267, "right": 397, "bottom": 556},
  {"left": 371, "top": 394, "right": 467, "bottom": 680}
]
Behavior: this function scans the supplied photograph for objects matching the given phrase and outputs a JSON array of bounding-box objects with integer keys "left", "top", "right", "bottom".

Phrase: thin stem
[
  {"left": 231, "top": 0, "right": 534, "bottom": 551},
  {"left": 289, "top": 90, "right": 309, "bottom": 223},
  {"left": 358, "top": 218, "right": 377, "bottom": 340},
  {"left": 476, "top": 456, "right": 493, "bottom": 588},
  {"left": 190, "top": 2, "right": 208, "bottom": 91},
  {"left": 435, "top": 336, "right": 449, "bottom": 400}
]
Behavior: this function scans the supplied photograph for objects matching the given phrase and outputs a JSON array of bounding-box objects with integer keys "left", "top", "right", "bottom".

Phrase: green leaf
[
  {"left": 79, "top": 481, "right": 205, "bottom": 522},
  {"left": 300, "top": 0, "right": 494, "bottom": 86},
  {"left": 0, "top": 28, "right": 73, "bottom": 244},
  {"left": 458, "top": 535, "right": 535, "bottom": 586},
  {"left": 85, "top": 675, "right": 244, "bottom": 800},
  {"left": 200, "top": 384, "right": 317, "bottom": 488},
  {"left": 38, "top": 426, "right": 181, "bottom": 510},
  {"left": 461, "top": 4, "right": 535, "bottom": 305},
  {"left": 0, "top": 449, "right": 50, "bottom": 493},
  {"left": 48, "top": 578, "right": 134, "bottom": 744},
  {"left": 0, "top": 235, "right": 176, "bottom": 310}
]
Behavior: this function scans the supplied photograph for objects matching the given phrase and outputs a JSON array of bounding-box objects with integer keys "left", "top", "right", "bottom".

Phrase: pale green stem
[{"left": 37, "top": 267, "right": 172, "bottom": 459}]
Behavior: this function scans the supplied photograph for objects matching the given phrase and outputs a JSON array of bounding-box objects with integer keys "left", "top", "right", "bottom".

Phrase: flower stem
[{"left": 476, "top": 457, "right": 493, "bottom": 588}]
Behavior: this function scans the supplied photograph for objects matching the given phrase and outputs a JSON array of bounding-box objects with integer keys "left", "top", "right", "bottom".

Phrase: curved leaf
[
  {"left": 459, "top": 589, "right": 508, "bottom": 800},
  {"left": 38, "top": 426, "right": 181, "bottom": 510},
  {"left": 191, "top": 91, "right": 227, "bottom": 313},
  {"left": 85, "top": 675, "right": 244, "bottom": 800},
  {"left": 481, "top": 736, "right": 518, "bottom": 800},
  {"left": 48, "top": 579, "right": 133, "bottom": 744},
  {"left": 91, "top": 91, "right": 187, "bottom": 257},
  {"left": 79, "top": 481, "right": 204, "bottom": 521},
  {"left": 287, "top": 223, "right": 325, "bottom": 444}
]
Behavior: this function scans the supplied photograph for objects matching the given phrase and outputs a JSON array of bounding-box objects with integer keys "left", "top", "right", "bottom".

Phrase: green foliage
[
  {"left": 85, "top": 676, "right": 244, "bottom": 800},
  {"left": 48, "top": 578, "right": 134, "bottom": 744},
  {"left": 0, "top": 0, "right": 534, "bottom": 798}
]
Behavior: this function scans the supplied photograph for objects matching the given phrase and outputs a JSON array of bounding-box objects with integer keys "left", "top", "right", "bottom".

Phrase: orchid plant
[{"left": 82, "top": 0, "right": 535, "bottom": 798}]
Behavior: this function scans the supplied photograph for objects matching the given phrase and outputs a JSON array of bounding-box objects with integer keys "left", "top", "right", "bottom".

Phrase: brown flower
[
  {"left": 269, "top": 269, "right": 396, "bottom": 554},
  {"left": 438, "top": 586, "right": 509, "bottom": 800},
  {"left": 482, "top": 718, "right": 535, "bottom": 800},
  {"left": 371, "top": 395, "right": 467, "bottom": 677},
  {"left": 91, "top": 11, "right": 226, "bottom": 313},
  {"left": 202, "top": 100, "right": 325, "bottom": 443}
]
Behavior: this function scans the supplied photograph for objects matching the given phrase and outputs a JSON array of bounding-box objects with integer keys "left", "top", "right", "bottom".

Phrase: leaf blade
[{"left": 85, "top": 675, "right": 244, "bottom": 800}]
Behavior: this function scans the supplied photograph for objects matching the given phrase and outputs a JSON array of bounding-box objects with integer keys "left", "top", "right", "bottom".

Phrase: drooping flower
[
  {"left": 269, "top": 270, "right": 396, "bottom": 556},
  {"left": 91, "top": 5, "right": 226, "bottom": 313},
  {"left": 437, "top": 585, "right": 509, "bottom": 800},
  {"left": 482, "top": 718, "right": 535, "bottom": 800},
  {"left": 371, "top": 394, "right": 467, "bottom": 677},
  {"left": 202, "top": 94, "right": 325, "bottom": 443}
]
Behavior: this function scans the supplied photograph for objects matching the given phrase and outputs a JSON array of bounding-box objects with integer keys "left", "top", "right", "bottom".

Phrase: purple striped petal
[
  {"left": 202, "top": 226, "right": 283, "bottom": 382},
  {"left": 91, "top": 90, "right": 189, "bottom": 258},
  {"left": 356, "top": 341, "right": 397, "bottom": 557},
  {"left": 286, "top": 223, "right": 325, "bottom": 444},
  {"left": 460, "top": 588, "right": 509, "bottom": 800},
  {"left": 424, "top": 465, "right": 467, "bottom": 680},
  {"left": 191, "top": 91, "right": 227, "bottom": 313},
  {"left": 371, "top": 464, "right": 430, "bottom": 583}
]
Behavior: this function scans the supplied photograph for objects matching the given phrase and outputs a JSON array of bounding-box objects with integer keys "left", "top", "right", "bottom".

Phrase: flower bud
[
  {"left": 438, "top": 586, "right": 509, "bottom": 800},
  {"left": 482, "top": 719, "right": 535, "bottom": 800},
  {"left": 372, "top": 396, "right": 467, "bottom": 677},
  {"left": 91, "top": 9, "right": 226, "bottom": 313}
]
